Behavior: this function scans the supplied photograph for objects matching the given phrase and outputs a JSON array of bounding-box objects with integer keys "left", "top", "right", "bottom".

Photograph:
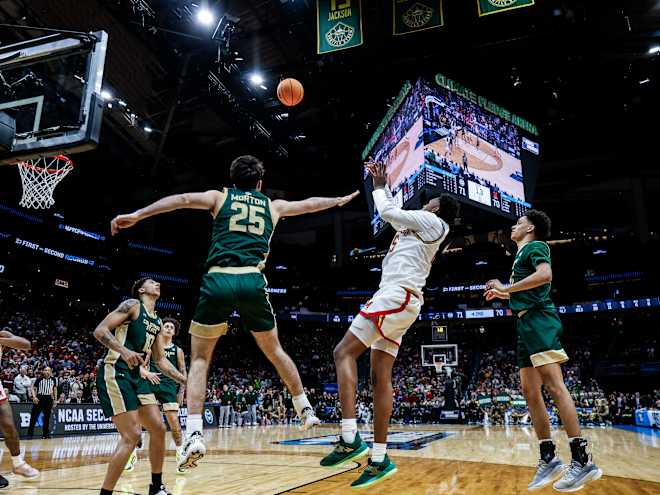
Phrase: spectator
[{"left": 12, "top": 366, "right": 31, "bottom": 402}]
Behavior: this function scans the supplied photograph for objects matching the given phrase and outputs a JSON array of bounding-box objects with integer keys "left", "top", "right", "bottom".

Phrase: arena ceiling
[{"left": 0, "top": 0, "right": 658, "bottom": 239}]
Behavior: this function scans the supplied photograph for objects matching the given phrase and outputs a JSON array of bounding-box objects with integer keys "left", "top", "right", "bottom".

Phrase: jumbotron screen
[{"left": 363, "top": 76, "right": 537, "bottom": 236}]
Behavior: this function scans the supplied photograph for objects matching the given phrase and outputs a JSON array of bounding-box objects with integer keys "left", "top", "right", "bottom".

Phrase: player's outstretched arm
[
  {"left": 271, "top": 190, "right": 359, "bottom": 219},
  {"left": 111, "top": 190, "right": 223, "bottom": 235},
  {"left": 93, "top": 299, "right": 144, "bottom": 368},
  {"left": 152, "top": 336, "right": 186, "bottom": 386},
  {"left": 485, "top": 262, "right": 552, "bottom": 296},
  {"left": 0, "top": 329, "right": 32, "bottom": 350}
]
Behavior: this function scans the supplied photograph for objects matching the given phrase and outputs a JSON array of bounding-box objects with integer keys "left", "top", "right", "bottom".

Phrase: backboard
[
  {"left": 0, "top": 31, "right": 108, "bottom": 164},
  {"left": 421, "top": 344, "right": 458, "bottom": 367}
]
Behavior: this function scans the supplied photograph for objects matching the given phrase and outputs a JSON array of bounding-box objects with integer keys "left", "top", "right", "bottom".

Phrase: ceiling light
[
  {"left": 100, "top": 90, "right": 113, "bottom": 100},
  {"left": 197, "top": 8, "right": 216, "bottom": 26},
  {"left": 249, "top": 73, "right": 265, "bottom": 85}
]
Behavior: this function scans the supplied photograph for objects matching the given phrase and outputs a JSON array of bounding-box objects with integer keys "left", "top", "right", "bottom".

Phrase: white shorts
[{"left": 349, "top": 286, "right": 421, "bottom": 358}]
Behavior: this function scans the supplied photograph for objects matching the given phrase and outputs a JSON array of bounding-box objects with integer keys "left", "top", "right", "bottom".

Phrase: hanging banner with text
[
  {"left": 317, "top": 0, "right": 363, "bottom": 54},
  {"left": 477, "top": 0, "right": 534, "bottom": 17},
  {"left": 393, "top": 0, "right": 444, "bottom": 35}
]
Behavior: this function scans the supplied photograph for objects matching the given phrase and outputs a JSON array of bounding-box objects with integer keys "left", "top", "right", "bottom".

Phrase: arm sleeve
[
  {"left": 372, "top": 188, "right": 446, "bottom": 237},
  {"left": 528, "top": 242, "right": 551, "bottom": 267}
]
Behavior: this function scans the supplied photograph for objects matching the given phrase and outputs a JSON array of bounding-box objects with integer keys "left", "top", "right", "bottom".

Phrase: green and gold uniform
[
  {"left": 151, "top": 342, "right": 181, "bottom": 412},
  {"left": 510, "top": 240, "right": 568, "bottom": 369},
  {"left": 97, "top": 301, "right": 161, "bottom": 418},
  {"left": 191, "top": 187, "right": 277, "bottom": 338}
]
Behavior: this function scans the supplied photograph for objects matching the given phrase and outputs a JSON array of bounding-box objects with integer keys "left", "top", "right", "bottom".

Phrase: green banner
[
  {"left": 317, "top": 0, "right": 363, "bottom": 54},
  {"left": 477, "top": 0, "right": 534, "bottom": 17},
  {"left": 393, "top": 1, "right": 444, "bottom": 35}
]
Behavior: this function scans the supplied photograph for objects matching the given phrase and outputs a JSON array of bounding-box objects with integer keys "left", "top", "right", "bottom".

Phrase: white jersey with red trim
[{"left": 373, "top": 188, "right": 449, "bottom": 297}]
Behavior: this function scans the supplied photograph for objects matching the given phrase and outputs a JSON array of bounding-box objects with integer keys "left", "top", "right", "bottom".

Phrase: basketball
[{"left": 277, "top": 78, "right": 304, "bottom": 107}]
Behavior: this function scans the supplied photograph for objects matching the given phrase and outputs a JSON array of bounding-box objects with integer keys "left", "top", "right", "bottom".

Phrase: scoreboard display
[{"left": 363, "top": 75, "right": 538, "bottom": 236}]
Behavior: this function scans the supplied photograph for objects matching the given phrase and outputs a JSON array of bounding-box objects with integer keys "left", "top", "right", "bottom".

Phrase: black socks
[
  {"left": 570, "top": 437, "right": 589, "bottom": 465},
  {"left": 539, "top": 439, "right": 556, "bottom": 463}
]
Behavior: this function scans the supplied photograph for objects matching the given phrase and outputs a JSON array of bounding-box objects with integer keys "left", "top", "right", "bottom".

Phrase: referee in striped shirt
[{"left": 28, "top": 367, "right": 57, "bottom": 439}]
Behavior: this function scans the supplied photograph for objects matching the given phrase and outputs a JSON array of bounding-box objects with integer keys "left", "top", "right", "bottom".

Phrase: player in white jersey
[{"left": 320, "top": 162, "right": 459, "bottom": 490}]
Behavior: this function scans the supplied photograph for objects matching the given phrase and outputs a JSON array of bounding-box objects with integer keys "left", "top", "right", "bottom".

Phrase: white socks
[
  {"left": 186, "top": 414, "right": 203, "bottom": 436},
  {"left": 292, "top": 393, "right": 312, "bottom": 416},
  {"left": 341, "top": 418, "right": 357, "bottom": 444},
  {"left": 11, "top": 455, "right": 24, "bottom": 468},
  {"left": 371, "top": 443, "right": 387, "bottom": 463}
]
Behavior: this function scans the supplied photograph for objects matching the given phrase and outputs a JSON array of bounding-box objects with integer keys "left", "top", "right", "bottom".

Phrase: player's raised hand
[
  {"left": 110, "top": 212, "right": 140, "bottom": 236},
  {"left": 337, "top": 190, "right": 360, "bottom": 207},
  {"left": 364, "top": 157, "right": 387, "bottom": 188}
]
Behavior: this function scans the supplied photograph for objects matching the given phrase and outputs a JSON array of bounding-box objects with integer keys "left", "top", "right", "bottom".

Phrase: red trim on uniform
[{"left": 358, "top": 290, "right": 413, "bottom": 347}]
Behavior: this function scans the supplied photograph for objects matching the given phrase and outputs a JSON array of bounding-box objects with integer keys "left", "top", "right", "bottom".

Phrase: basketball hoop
[
  {"left": 16, "top": 155, "right": 74, "bottom": 209},
  {"left": 433, "top": 362, "right": 445, "bottom": 374}
]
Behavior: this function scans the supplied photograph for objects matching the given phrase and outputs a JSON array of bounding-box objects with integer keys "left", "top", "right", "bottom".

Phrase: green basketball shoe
[
  {"left": 320, "top": 432, "right": 368, "bottom": 467},
  {"left": 350, "top": 455, "right": 398, "bottom": 490}
]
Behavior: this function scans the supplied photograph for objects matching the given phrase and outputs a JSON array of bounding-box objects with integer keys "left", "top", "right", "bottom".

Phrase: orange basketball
[{"left": 277, "top": 78, "right": 304, "bottom": 107}]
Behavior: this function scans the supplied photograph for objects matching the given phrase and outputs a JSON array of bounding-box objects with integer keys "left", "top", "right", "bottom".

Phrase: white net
[{"left": 17, "top": 155, "right": 74, "bottom": 209}]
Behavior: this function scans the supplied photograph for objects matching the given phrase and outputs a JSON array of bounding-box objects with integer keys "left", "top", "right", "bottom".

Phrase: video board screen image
[
  {"left": 364, "top": 77, "right": 534, "bottom": 236},
  {"left": 422, "top": 80, "right": 525, "bottom": 206},
  {"left": 368, "top": 80, "right": 425, "bottom": 203}
]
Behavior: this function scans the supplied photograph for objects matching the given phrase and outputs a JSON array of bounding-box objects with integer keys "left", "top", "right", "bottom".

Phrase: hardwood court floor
[{"left": 1, "top": 424, "right": 659, "bottom": 494}]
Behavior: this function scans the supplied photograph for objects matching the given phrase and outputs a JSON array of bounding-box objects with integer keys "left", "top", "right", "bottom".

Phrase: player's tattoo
[
  {"left": 97, "top": 330, "right": 122, "bottom": 350},
  {"left": 117, "top": 298, "right": 139, "bottom": 313}
]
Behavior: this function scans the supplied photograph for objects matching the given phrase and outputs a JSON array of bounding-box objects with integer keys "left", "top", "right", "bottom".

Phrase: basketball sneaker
[
  {"left": 320, "top": 431, "right": 369, "bottom": 467},
  {"left": 552, "top": 457, "right": 603, "bottom": 492},
  {"left": 527, "top": 457, "right": 564, "bottom": 490},
  {"left": 350, "top": 455, "right": 398, "bottom": 489},
  {"left": 0, "top": 474, "right": 8, "bottom": 489},
  {"left": 124, "top": 449, "right": 138, "bottom": 472},
  {"left": 299, "top": 407, "right": 321, "bottom": 431},
  {"left": 178, "top": 431, "right": 206, "bottom": 471},
  {"left": 12, "top": 460, "right": 39, "bottom": 480},
  {"left": 175, "top": 446, "right": 188, "bottom": 474},
  {"left": 148, "top": 484, "right": 171, "bottom": 495}
]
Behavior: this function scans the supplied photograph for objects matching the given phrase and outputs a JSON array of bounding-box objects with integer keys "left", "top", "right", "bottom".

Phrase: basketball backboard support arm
[{"left": 0, "top": 30, "right": 108, "bottom": 164}]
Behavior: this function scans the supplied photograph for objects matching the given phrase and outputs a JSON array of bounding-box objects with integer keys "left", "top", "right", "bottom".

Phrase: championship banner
[
  {"left": 477, "top": 0, "right": 534, "bottom": 17},
  {"left": 393, "top": 0, "right": 444, "bottom": 36},
  {"left": 317, "top": 0, "right": 363, "bottom": 54}
]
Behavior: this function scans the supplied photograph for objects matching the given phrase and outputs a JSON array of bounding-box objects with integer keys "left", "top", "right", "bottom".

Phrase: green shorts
[
  {"left": 96, "top": 364, "right": 157, "bottom": 418},
  {"left": 516, "top": 308, "right": 569, "bottom": 369},
  {"left": 152, "top": 381, "right": 180, "bottom": 412},
  {"left": 190, "top": 268, "right": 276, "bottom": 339}
]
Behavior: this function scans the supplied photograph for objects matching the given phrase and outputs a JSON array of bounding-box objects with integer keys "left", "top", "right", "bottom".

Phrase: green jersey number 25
[{"left": 229, "top": 202, "right": 266, "bottom": 235}]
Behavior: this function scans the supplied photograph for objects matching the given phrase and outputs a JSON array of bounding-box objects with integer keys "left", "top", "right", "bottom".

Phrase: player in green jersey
[
  {"left": 110, "top": 155, "right": 359, "bottom": 471},
  {"left": 130, "top": 317, "right": 188, "bottom": 474},
  {"left": 485, "top": 210, "right": 602, "bottom": 492},
  {"left": 94, "top": 278, "right": 187, "bottom": 495}
]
